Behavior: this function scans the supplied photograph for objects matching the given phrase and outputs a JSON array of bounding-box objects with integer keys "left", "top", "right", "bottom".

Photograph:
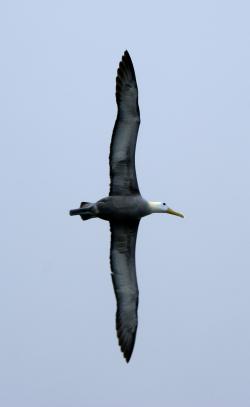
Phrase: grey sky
[{"left": 1, "top": 1, "right": 250, "bottom": 406}]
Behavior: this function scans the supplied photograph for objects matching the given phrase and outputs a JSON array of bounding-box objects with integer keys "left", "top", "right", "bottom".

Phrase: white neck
[{"left": 148, "top": 201, "right": 167, "bottom": 213}]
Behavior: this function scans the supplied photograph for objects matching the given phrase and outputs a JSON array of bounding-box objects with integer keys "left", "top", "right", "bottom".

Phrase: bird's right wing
[
  {"left": 109, "top": 220, "right": 140, "bottom": 362},
  {"left": 109, "top": 51, "right": 141, "bottom": 196}
]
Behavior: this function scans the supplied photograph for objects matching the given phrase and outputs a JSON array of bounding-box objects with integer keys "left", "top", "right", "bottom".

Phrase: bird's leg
[{"left": 69, "top": 208, "right": 86, "bottom": 216}]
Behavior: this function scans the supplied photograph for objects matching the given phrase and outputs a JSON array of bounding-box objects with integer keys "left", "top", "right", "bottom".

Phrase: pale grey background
[{"left": 1, "top": 1, "right": 250, "bottom": 406}]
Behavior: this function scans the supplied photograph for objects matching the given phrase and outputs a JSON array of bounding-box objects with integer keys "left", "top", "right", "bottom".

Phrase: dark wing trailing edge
[
  {"left": 110, "top": 220, "right": 140, "bottom": 362},
  {"left": 109, "top": 50, "right": 141, "bottom": 196}
]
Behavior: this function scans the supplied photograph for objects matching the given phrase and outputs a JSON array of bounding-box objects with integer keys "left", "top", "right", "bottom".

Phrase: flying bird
[{"left": 70, "top": 51, "right": 184, "bottom": 362}]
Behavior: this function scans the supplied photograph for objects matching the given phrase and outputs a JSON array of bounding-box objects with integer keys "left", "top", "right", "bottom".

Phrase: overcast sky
[{"left": 1, "top": 1, "right": 250, "bottom": 406}]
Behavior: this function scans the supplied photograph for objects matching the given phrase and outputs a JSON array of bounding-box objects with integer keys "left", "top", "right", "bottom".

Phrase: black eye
[{"left": 163, "top": 203, "right": 166, "bottom": 205}]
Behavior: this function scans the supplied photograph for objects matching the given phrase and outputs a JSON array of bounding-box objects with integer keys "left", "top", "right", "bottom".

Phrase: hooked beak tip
[{"left": 166, "top": 207, "right": 184, "bottom": 218}]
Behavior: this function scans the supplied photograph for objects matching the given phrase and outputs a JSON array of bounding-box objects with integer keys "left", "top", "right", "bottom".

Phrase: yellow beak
[{"left": 166, "top": 207, "right": 184, "bottom": 218}]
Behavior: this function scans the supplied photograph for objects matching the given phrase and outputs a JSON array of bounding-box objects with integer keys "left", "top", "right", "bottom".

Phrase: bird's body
[
  {"left": 70, "top": 51, "right": 183, "bottom": 362},
  {"left": 76, "top": 196, "right": 150, "bottom": 221}
]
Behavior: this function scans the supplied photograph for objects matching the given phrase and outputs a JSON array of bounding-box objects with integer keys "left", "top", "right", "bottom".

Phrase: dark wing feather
[
  {"left": 109, "top": 50, "right": 141, "bottom": 196},
  {"left": 110, "top": 220, "right": 140, "bottom": 362}
]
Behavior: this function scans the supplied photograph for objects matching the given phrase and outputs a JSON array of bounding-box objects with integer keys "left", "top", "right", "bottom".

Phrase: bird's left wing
[
  {"left": 110, "top": 220, "right": 140, "bottom": 362},
  {"left": 109, "top": 51, "right": 141, "bottom": 196}
]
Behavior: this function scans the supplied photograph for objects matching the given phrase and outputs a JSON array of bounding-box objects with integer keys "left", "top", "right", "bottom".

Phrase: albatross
[{"left": 70, "top": 51, "right": 184, "bottom": 362}]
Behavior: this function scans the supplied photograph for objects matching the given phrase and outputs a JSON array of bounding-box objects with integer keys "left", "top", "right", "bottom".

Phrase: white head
[{"left": 148, "top": 201, "right": 184, "bottom": 217}]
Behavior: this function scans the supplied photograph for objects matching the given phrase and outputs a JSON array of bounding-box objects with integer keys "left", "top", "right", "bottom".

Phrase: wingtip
[
  {"left": 117, "top": 325, "right": 137, "bottom": 363},
  {"left": 125, "top": 356, "right": 131, "bottom": 363},
  {"left": 121, "top": 346, "right": 133, "bottom": 363},
  {"left": 122, "top": 50, "right": 133, "bottom": 64},
  {"left": 115, "top": 50, "right": 137, "bottom": 102},
  {"left": 124, "top": 350, "right": 133, "bottom": 363}
]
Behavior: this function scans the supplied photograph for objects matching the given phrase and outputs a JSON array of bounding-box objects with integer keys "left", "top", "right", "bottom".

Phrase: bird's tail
[{"left": 69, "top": 202, "right": 96, "bottom": 221}]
